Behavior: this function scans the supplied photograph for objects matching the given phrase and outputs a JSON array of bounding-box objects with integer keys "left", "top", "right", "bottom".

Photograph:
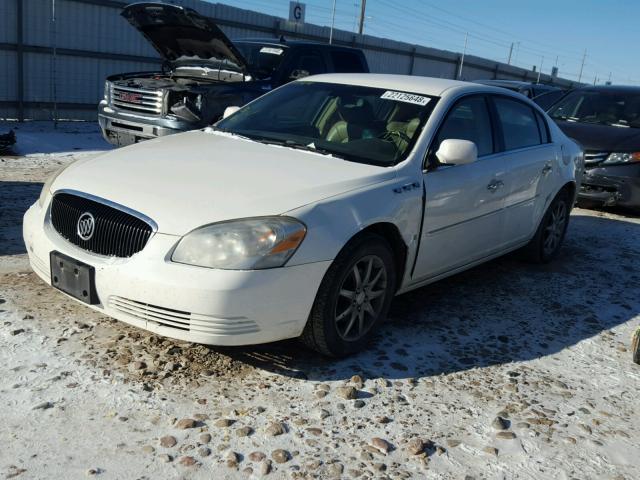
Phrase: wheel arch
[{"left": 346, "top": 222, "right": 409, "bottom": 292}]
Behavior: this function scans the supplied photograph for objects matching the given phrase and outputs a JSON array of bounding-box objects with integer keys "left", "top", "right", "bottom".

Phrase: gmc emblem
[{"left": 119, "top": 92, "right": 143, "bottom": 103}]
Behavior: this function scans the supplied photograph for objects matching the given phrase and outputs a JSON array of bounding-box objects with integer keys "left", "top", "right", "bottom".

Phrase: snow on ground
[{"left": 1, "top": 122, "right": 639, "bottom": 479}]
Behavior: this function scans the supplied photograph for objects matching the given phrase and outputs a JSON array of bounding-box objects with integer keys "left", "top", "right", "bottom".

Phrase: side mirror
[
  {"left": 289, "top": 69, "right": 310, "bottom": 80},
  {"left": 436, "top": 139, "right": 478, "bottom": 165},
  {"left": 222, "top": 106, "right": 241, "bottom": 119}
]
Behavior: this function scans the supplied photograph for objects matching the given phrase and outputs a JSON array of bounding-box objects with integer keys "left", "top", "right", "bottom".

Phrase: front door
[{"left": 412, "top": 95, "right": 508, "bottom": 281}]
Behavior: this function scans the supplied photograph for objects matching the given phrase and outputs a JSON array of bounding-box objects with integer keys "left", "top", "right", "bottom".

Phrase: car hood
[
  {"left": 122, "top": 3, "right": 249, "bottom": 79},
  {"left": 53, "top": 131, "right": 395, "bottom": 235},
  {"left": 555, "top": 120, "right": 640, "bottom": 151}
]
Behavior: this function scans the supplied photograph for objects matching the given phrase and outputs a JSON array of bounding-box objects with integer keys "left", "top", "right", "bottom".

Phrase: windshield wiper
[{"left": 245, "top": 135, "right": 340, "bottom": 158}]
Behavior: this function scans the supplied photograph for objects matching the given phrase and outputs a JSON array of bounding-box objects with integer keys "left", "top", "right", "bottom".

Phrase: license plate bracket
[{"left": 50, "top": 251, "right": 99, "bottom": 305}]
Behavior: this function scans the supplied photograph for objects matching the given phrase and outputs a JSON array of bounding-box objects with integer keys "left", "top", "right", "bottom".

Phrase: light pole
[{"left": 329, "top": 0, "right": 337, "bottom": 44}]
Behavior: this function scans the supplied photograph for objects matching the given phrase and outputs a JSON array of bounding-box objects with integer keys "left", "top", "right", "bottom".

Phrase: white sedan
[{"left": 23, "top": 74, "right": 583, "bottom": 357}]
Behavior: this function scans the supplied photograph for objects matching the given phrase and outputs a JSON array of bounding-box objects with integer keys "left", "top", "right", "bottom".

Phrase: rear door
[
  {"left": 412, "top": 95, "right": 508, "bottom": 281},
  {"left": 490, "top": 95, "right": 559, "bottom": 245}
]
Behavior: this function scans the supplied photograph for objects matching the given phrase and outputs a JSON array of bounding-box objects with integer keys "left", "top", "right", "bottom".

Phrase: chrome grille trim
[
  {"left": 50, "top": 190, "right": 155, "bottom": 258},
  {"left": 109, "top": 296, "right": 261, "bottom": 335},
  {"left": 110, "top": 84, "right": 164, "bottom": 116},
  {"left": 584, "top": 151, "right": 610, "bottom": 165}
]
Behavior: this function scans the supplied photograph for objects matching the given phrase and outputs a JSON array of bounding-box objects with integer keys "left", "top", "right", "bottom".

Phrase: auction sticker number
[
  {"left": 260, "top": 47, "right": 284, "bottom": 55},
  {"left": 381, "top": 91, "right": 430, "bottom": 106}
]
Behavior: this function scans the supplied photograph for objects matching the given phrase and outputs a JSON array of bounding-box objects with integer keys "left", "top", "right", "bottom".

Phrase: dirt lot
[{"left": 1, "top": 122, "right": 639, "bottom": 479}]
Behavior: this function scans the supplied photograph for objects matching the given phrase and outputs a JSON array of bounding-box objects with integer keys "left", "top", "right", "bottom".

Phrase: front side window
[
  {"left": 216, "top": 82, "right": 437, "bottom": 166},
  {"left": 548, "top": 90, "right": 640, "bottom": 128},
  {"left": 435, "top": 96, "right": 494, "bottom": 157},
  {"left": 291, "top": 52, "right": 327, "bottom": 76},
  {"left": 494, "top": 97, "right": 541, "bottom": 150},
  {"left": 330, "top": 51, "right": 366, "bottom": 73}
]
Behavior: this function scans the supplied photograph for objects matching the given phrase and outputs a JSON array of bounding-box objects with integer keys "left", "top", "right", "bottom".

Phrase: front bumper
[
  {"left": 578, "top": 163, "right": 640, "bottom": 209},
  {"left": 23, "top": 201, "right": 331, "bottom": 346},
  {"left": 98, "top": 101, "right": 199, "bottom": 145}
]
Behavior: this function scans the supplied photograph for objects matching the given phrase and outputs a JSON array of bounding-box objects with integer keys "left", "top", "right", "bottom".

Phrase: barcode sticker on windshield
[
  {"left": 381, "top": 91, "right": 430, "bottom": 106},
  {"left": 260, "top": 47, "right": 284, "bottom": 55}
]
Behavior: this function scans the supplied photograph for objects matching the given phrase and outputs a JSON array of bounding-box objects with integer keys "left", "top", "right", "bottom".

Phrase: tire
[
  {"left": 301, "top": 233, "right": 397, "bottom": 357},
  {"left": 522, "top": 190, "right": 571, "bottom": 263}
]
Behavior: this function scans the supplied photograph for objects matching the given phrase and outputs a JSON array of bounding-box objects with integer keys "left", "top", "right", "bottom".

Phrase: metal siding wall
[
  {"left": 0, "top": 52, "right": 18, "bottom": 101},
  {"left": 0, "top": 0, "right": 18, "bottom": 43},
  {"left": 0, "top": 0, "right": 576, "bottom": 121}
]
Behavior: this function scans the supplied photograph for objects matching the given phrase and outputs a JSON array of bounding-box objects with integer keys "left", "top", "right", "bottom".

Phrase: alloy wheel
[
  {"left": 543, "top": 200, "right": 567, "bottom": 256},
  {"left": 334, "top": 255, "right": 388, "bottom": 341}
]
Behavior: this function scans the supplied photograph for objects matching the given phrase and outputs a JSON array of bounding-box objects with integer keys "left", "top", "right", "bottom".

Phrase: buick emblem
[{"left": 77, "top": 212, "right": 95, "bottom": 241}]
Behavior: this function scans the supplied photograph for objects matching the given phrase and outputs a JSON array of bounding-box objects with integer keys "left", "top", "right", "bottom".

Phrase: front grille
[
  {"left": 110, "top": 84, "right": 163, "bottom": 115},
  {"left": 109, "top": 296, "right": 260, "bottom": 335},
  {"left": 584, "top": 151, "right": 609, "bottom": 166},
  {"left": 50, "top": 193, "right": 153, "bottom": 258}
]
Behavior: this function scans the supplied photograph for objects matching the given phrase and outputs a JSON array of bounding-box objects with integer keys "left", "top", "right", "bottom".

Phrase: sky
[{"left": 209, "top": 0, "right": 640, "bottom": 85}]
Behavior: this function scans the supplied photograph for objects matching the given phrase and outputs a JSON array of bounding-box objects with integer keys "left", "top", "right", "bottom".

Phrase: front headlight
[
  {"left": 104, "top": 81, "right": 110, "bottom": 103},
  {"left": 38, "top": 164, "right": 70, "bottom": 208},
  {"left": 171, "top": 217, "right": 306, "bottom": 270},
  {"left": 602, "top": 152, "right": 640, "bottom": 166}
]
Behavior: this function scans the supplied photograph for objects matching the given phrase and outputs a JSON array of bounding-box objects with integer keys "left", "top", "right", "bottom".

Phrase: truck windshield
[
  {"left": 215, "top": 81, "right": 436, "bottom": 167},
  {"left": 235, "top": 43, "right": 287, "bottom": 80},
  {"left": 548, "top": 90, "right": 640, "bottom": 128}
]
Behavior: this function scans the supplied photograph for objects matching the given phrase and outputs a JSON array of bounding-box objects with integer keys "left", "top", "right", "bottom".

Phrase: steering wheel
[{"left": 378, "top": 129, "right": 411, "bottom": 145}]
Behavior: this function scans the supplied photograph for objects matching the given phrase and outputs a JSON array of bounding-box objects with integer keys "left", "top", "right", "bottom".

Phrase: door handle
[
  {"left": 542, "top": 163, "right": 553, "bottom": 175},
  {"left": 487, "top": 180, "right": 504, "bottom": 192}
]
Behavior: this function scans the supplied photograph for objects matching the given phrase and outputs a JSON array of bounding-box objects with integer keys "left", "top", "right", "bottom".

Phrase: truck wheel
[
  {"left": 522, "top": 190, "right": 571, "bottom": 263},
  {"left": 301, "top": 233, "right": 396, "bottom": 357}
]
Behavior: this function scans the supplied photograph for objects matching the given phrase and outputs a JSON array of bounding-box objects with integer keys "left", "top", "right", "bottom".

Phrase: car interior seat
[{"left": 325, "top": 97, "right": 375, "bottom": 143}]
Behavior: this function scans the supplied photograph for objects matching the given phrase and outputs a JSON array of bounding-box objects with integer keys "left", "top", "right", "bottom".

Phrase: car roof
[
  {"left": 572, "top": 85, "right": 640, "bottom": 94},
  {"left": 302, "top": 73, "right": 513, "bottom": 97},
  {"left": 474, "top": 79, "right": 557, "bottom": 89}
]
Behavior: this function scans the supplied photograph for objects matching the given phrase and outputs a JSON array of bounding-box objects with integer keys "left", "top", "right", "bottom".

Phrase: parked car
[
  {"left": 547, "top": 85, "right": 640, "bottom": 210},
  {"left": 99, "top": 2, "right": 369, "bottom": 146},
  {"left": 473, "top": 79, "right": 561, "bottom": 101},
  {"left": 26, "top": 74, "right": 583, "bottom": 357}
]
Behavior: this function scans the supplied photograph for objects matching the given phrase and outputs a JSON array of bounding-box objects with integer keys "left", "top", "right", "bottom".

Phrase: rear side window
[
  {"left": 293, "top": 51, "right": 327, "bottom": 76},
  {"left": 436, "top": 96, "right": 494, "bottom": 157},
  {"left": 330, "top": 51, "right": 366, "bottom": 73},
  {"left": 494, "top": 97, "right": 541, "bottom": 150}
]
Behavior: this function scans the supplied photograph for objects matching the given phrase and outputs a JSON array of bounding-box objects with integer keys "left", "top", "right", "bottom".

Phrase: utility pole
[
  {"left": 358, "top": 0, "right": 366, "bottom": 35},
  {"left": 578, "top": 49, "right": 587, "bottom": 83},
  {"left": 458, "top": 32, "right": 468, "bottom": 80},
  {"left": 329, "top": 0, "right": 337, "bottom": 44},
  {"left": 507, "top": 42, "right": 514, "bottom": 65},
  {"left": 513, "top": 41, "right": 520, "bottom": 66},
  {"left": 593, "top": 74, "right": 598, "bottom": 86},
  {"left": 537, "top": 56, "right": 544, "bottom": 83},
  {"left": 607, "top": 71, "right": 612, "bottom": 84}
]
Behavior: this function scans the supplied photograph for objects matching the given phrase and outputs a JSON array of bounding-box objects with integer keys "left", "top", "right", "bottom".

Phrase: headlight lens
[
  {"left": 104, "top": 81, "right": 110, "bottom": 102},
  {"left": 602, "top": 152, "right": 640, "bottom": 165},
  {"left": 172, "top": 217, "right": 306, "bottom": 270}
]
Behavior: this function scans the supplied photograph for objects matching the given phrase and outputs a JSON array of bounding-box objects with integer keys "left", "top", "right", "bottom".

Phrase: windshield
[
  {"left": 548, "top": 90, "right": 640, "bottom": 128},
  {"left": 215, "top": 81, "right": 436, "bottom": 166},
  {"left": 235, "top": 43, "right": 287, "bottom": 80}
]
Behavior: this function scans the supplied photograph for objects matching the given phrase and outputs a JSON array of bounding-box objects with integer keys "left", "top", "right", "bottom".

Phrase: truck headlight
[
  {"left": 104, "top": 81, "right": 111, "bottom": 103},
  {"left": 172, "top": 217, "right": 306, "bottom": 270},
  {"left": 602, "top": 152, "right": 640, "bottom": 165}
]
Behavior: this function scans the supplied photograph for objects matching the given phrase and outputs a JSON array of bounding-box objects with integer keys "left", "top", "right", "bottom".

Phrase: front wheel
[
  {"left": 301, "top": 234, "right": 397, "bottom": 357},
  {"left": 522, "top": 190, "right": 571, "bottom": 263}
]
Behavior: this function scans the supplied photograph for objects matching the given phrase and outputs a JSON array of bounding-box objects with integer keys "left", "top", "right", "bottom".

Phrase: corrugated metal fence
[{"left": 0, "top": 0, "right": 579, "bottom": 121}]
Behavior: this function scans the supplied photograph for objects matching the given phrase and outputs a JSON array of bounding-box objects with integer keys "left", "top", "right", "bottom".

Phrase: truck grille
[
  {"left": 50, "top": 192, "right": 154, "bottom": 258},
  {"left": 110, "top": 84, "right": 163, "bottom": 115}
]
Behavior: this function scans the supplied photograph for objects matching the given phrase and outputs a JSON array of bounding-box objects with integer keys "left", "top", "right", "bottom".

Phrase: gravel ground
[{"left": 1, "top": 122, "right": 639, "bottom": 479}]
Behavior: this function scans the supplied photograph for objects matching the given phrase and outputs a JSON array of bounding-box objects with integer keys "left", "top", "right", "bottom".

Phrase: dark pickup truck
[{"left": 99, "top": 2, "right": 369, "bottom": 146}]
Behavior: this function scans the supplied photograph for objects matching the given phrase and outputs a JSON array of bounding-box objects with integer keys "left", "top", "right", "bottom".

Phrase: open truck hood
[{"left": 122, "top": 3, "right": 249, "bottom": 79}]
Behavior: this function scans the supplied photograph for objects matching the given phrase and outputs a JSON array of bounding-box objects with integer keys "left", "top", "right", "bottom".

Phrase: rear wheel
[
  {"left": 301, "top": 234, "right": 396, "bottom": 357},
  {"left": 522, "top": 190, "right": 571, "bottom": 263}
]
